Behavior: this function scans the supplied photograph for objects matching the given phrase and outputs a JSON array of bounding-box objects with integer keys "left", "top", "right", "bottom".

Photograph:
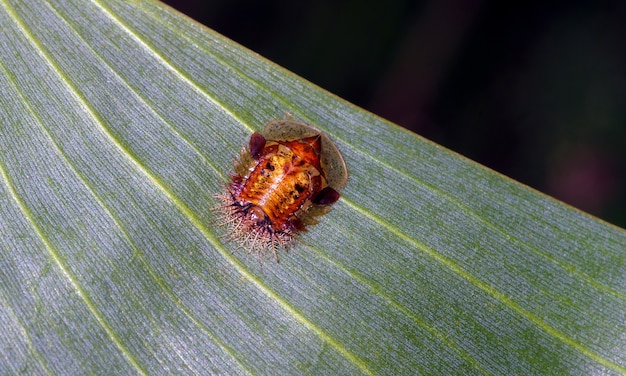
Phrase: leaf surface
[{"left": 0, "top": 0, "right": 624, "bottom": 374}]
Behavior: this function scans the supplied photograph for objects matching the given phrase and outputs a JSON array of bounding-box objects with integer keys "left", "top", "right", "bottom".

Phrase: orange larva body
[
  {"left": 216, "top": 119, "right": 348, "bottom": 262},
  {"left": 240, "top": 136, "right": 323, "bottom": 232}
]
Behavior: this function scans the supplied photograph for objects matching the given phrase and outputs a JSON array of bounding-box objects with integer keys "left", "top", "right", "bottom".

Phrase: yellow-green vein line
[
  {"left": 42, "top": 0, "right": 225, "bottom": 182},
  {"left": 307, "top": 243, "right": 493, "bottom": 375},
  {"left": 0, "top": 292, "right": 53, "bottom": 375},
  {"left": 0, "top": 46, "right": 252, "bottom": 373},
  {"left": 342, "top": 197, "right": 626, "bottom": 374},
  {"left": 88, "top": 0, "right": 253, "bottom": 135},
  {"left": 0, "top": 161, "right": 148, "bottom": 376}
]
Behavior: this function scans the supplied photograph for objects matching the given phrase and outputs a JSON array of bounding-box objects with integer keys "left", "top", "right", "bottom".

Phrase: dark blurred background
[{"left": 163, "top": 0, "right": 626, "bottom": 228}]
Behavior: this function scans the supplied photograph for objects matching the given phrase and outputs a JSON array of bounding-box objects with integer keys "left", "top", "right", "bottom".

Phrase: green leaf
[{"left": 1, "top": 0, "right": 624, "bottom": 374}]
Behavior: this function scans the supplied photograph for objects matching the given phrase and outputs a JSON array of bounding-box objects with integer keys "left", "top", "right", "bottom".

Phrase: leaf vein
[
  {"left": 0, "top": 153, "right": 148, "bottom": 375},
  {"left": 342, "top": 198, "right": 626, "bottom": 374}
]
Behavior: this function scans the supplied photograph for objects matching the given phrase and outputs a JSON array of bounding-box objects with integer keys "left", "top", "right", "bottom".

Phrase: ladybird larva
[{"left": 215, "top": 118, "right": 348, "bottom": 262}]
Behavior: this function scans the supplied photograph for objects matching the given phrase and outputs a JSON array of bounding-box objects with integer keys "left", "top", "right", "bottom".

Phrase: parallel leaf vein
[
  {"left": 0, "top": 154, "right": 148, "bottom": 375},
  {"left": 0, "top": 292, "right": 53, "bottom": 375},
  {"left": 0, "top": 2, "right": 149, "bottom": 373},
  {"left": 342, "top": 197, "right": 626, "bottom": 374}
]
